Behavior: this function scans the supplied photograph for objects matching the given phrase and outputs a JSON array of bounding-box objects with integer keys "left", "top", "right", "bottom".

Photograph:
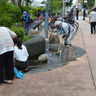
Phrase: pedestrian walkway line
[{"left": 79, "top": 24, "right": 96, "bottom": 90}]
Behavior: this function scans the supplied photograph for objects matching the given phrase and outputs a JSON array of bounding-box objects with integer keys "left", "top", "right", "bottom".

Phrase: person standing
[
  {"left": 55, "top": 21, "right": 76, "bottom": 46},
  {"left": 89, "top": 8, "right": 96, "bottom": 34},
  {"left": 83, "top": 8, "right": 86, "bottom": 20},
  {"left": 76, "top": 8, "right": 79, "bottom": 20},
  {"left": 21, "top": 11, "right": 33, "bottom": 35},
  {"left": 37, "top": 9, "right": 41, "bottom": 21},
  {"left": 0, "top": 27, "right": 17, "bottom": 85}
]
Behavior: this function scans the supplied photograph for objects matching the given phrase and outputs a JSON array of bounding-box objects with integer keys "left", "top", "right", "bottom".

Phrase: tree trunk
[
  {"left": 11, "top": 0, "right": 15, "bottom": 5},
  {"left": 17, "top": 0, "right": 22, "bottom": 7},
  {"left": 25, "top": 0, "right": 28, "bottom": 8}
]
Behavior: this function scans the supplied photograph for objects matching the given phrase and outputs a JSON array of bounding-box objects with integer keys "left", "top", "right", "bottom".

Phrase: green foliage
[
  {"left": 62, "top": 61, "right": 69, "bottom": 66},
  {"left": 88, "top": 10, "right": 92, "bottom": 15},
  {"left": 8, "top": 3, "right": 22, "bottom": 22},
  {"left": 0, "top": 1, "right": 22, "bottom": 27},
  {"left": 28, "top": 5, "right": 46, "bottom": 18},
  {"left": 49, "top": 0, "right": 73, "bottom": 15},
  {"left": 20, "top": 5, "right": 29, "bottom": 14},
  {"left": 87, "top": 0, "right": 94, "bottom": 8},
  {"left": 48, "top": 69, "right": 52, "bottom": 71},
  {"left": 11, "top": 26, "right": 25, "bottom": 42},
  {"left": 49, "top": 0, "right": 61, "bottom": 15},
  {"left": 0, "top": 14, "right": 13, "bottom": 27},
  {"left": 23, "top": 35, "right": 31, "bottom": 42},
  {"left": 66, "top": 0, "right": 73, "bottom": 7}
]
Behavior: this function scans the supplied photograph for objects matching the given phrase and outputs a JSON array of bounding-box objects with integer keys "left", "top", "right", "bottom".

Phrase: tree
[
  {"left": 25, "top": 0, "right": 28, "bottom": 8},
  {"left": 11, "top": 0, "right": 16, "bottom": 5},
  {"left": 17, "top": 0, "right": 22, "bottom": 7},
  {"left": 41, "top": 0, "right": 46, "bottom": 4},
  {"left": 66, "top": 0, "right": 73, "bottom": 6},
  {"left": 49, "top": 0, "right": 61, "bottom": 15}
]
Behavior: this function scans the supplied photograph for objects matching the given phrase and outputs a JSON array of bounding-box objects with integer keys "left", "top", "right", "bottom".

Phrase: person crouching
[{"left": 13, "top": 37, "right": 29, "bottom": 72}]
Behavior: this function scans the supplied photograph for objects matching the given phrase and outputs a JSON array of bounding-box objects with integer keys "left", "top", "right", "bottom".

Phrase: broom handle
[{"left": 57, "top": 38, "right": 63, "bottom": 52}]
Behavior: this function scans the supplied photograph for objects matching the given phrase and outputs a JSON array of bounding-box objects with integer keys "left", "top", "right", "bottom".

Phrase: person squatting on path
[
  {"left": 0, "top": 27, "right": 17, "bottom": 85},
  {"left": 55, "top": 21, "right": 76, "bottom": 46},
  {"left": 21, "top": 11, "right": 33, "bottom": 35},
  {"left": 13, "top": 37, "right": 29, "bottom": 73},
  {"left": 89, "top": 8, "right": 96, "bottom": 34}
]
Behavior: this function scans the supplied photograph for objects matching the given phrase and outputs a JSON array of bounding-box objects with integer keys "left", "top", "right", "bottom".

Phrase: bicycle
[
  {"left": 48, "top": 16, "right": 58, "bottom": 32},
  {"left": 48, "top": 16, "right": 79, "bottom": 33}
]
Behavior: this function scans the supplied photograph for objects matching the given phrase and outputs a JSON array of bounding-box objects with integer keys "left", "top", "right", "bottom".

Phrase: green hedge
[
  {"left": 11, "top": 26, "right": 25, "bottom": 42},
  {"left": 28, "top": 6, "right": 46, "bottom": 18},
  {"left": 20, "top": 5, "right": 29, "bottom": 14},
  {"left": 0, "top": 2, "right": 22, "bottom": 27}
]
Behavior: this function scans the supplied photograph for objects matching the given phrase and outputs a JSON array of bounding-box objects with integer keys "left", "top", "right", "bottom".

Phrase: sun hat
[
  {"left": 23, "top": 11, "right": 27, "bottom": 16},
  {"left": 55, "top": 21, "right": 61, "bottom": 26}
]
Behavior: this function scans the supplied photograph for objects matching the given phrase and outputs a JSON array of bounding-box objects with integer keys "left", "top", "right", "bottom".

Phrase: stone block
[
  {"left": 23, "top": 35, "right": 45, "bottom": 59},
  {"left": 61, "top": 46, "right": 76, "bottom": 63},
  {"left": 49, "top": 33, "right": 60, "bottom": 44}
]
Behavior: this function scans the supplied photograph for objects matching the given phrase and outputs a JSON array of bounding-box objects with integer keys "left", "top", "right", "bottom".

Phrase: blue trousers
[{"left": 25, "top": 23, "right": 30, "bottom": 35}]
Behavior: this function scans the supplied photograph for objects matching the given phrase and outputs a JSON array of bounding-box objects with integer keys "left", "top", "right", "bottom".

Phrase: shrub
[
  {"left": 88, "top": 10, "right": 92, "bottom": 15},
  {"left": 28, "top": 6, "right": 46, "bottom": 18},
  {"left": 23, "top": 35, "right": 31, "bottom": 42},
  {"left": 11, "top": 26, "right": 25, "bottom": 42},
  {"left": 7, "top": 3, "right": 22, "bottom": 22},
  {"left": 0, "top": 14, "right": 13, "bottom": 27},
  {"left": 20, "top": 5, "right": 29, "bottom": 14},
  {"left": 0, "top": 2, "right": 22, "bottom": 27}
]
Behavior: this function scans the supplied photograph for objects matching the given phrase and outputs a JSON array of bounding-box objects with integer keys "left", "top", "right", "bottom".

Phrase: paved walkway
[{"left": 1, "top": 17, "right": 96, "bottom": 96}]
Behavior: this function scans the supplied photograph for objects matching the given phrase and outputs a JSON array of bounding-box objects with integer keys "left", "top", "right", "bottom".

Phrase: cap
[
  {"left": 23, "top": 11, "right": 27, "bottom": 16},
  {"left": 55, "top": 21, "right": 61, "bottom": 26}
]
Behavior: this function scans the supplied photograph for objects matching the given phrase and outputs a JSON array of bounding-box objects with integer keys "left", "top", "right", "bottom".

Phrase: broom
[{"left": 56, "top": 38, "right": 63, "bottom": 56}]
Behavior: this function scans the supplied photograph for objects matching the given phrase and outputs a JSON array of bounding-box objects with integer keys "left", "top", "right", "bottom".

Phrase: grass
[
  {"left": 23, "top": 35, "right": 31, "bottom": 42},
  {"left": 48, "top": 69, "right": 52, "bottom": 71},
  {"left": 62, "top": 61, "right": 69, "bottom": 66}
]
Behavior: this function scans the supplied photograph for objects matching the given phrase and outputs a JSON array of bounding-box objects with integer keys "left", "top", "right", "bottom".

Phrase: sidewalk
[{"left": 1, "top": 17, "right": 96, "bottom": 96}]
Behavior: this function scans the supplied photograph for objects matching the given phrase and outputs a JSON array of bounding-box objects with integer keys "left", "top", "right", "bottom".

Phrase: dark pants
[
  {"left": 15, "top": 59, "right": 29, "bottom": 71},
  {"left": 83, "top": 15, "right": 85, "bottom": 20},
  {"left": 25, "top": 23, "right": 30, "bottom": 35},
  {"left": 90, "top": 22, "right": 96, "bottom": 34},
  {"left": 76, "top": 14, "right": 78, "bottom": 20},
  {"left": 0, "top": 51, "right": 14, "bottom": 83}
]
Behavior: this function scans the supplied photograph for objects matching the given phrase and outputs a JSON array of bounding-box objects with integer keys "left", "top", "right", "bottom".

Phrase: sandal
[{"left": 3, "top": 80, "right": 13, "bottom": 84}]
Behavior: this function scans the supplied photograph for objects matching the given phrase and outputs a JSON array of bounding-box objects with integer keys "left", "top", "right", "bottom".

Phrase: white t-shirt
[
  {"left": 14, "top": 45, "right": 29, "bottom": 62},
  {"left": 0, "top": 27, "right": 16, "bottom": 55},
  {"left": 89, "top": 11, "right": 96, "bottom": 22}
]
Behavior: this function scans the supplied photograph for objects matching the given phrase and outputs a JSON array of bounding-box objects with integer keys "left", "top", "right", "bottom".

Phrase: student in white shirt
[
  {"left": 13, "top": 37, "right": 29, "bottom": 72},
  {"left": 89, "top": 8, "right": 96, "bottom": 34}
]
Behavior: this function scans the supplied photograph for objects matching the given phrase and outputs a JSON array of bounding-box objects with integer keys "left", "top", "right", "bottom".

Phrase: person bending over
[{"left": 55, "top": 21, "right": 76, "bottom": 46}]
